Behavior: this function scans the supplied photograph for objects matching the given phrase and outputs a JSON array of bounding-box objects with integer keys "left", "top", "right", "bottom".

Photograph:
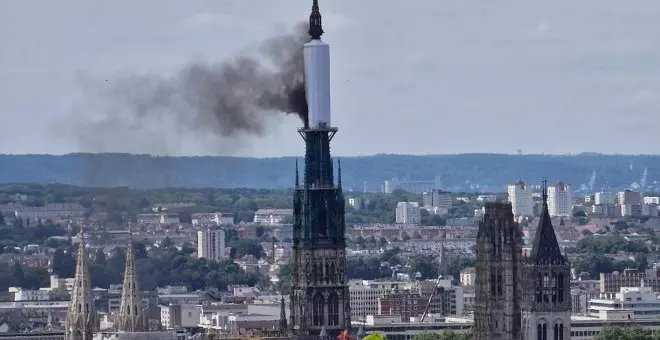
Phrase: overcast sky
[{"left": 2, "top": 0, "right": 660, "bottom": 157}]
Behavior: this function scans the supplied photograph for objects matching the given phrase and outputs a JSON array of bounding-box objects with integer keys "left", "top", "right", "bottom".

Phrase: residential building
[
  {"left": 395, "top": 202, "right": 421, "bottom": 225},
  {"left": 507, "top": 180, "right": 534, "bottom": 217},
  {"left": 253, "top": 209, "right": 293, "bottom": 225},
  {"left": 422, "top": 190, "right": 452, "bottom": 211},
  {"left": 197, "top": 229, "right": 226, "bottom": 262},
  {"left": 548, "top": 181, "right": 573, "bottom": 217},
  {"left": 594, "top": 192, "right": 617, "bottom": 205},
  {"left": 349, "top": 280, "right": 405, "bottom": 321},
  {"left": 191, "top": 213, "right": 234, "bottom": 226}
]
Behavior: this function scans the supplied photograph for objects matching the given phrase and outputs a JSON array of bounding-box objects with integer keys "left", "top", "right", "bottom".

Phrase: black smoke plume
[{"left": 69, "top": 22, "right": 309, "bottom": 157}]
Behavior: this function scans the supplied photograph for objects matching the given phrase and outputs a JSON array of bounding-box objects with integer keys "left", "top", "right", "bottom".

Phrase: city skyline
[{"left": 2, "top": 0, "right": 660, "bottom": 157}]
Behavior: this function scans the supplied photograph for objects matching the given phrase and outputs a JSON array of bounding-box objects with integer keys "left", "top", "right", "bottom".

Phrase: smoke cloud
[{"left": 68, "top": 22, "right": 309, "bottom": 156}]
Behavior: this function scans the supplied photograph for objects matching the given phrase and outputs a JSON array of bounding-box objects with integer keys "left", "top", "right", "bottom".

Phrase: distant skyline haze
[{"left": 1, "top": 0, "right": 659, "bottom": 156}]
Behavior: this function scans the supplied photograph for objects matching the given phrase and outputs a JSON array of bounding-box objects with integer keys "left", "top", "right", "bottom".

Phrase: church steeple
[
  {"left": 530, "top": 178, "right": 566, "bottom": 265},
  {"left": 65, "top": 226, "right": 97, "bottom": 340},
  {"left": 521, "top": 179, "right": 571, "bottom": 340},
  {"left": 116, "top": 227, "right": 147, "bottom": 332},
  {"left": 309, "top": 0, "right": 324, "bottom": 40},
  {"left": 279, "top": 296, "right": 288, "bottom": 335}
]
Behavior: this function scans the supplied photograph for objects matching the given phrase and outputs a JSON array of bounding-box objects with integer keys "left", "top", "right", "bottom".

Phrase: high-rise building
[
  {"left": 197, "top": 229, "right": 226, "bottom": 261},
  {"left": 115, "top": 232, "right": 147, "bottom": 332},
  {"left": 507, "top": 180, "right": 534, "bottom": 217},
  {"left": 521, "top": 180, "right": 571, "bottom": 340},
  {"left": 65, "top": 227, "right": 97, "bottom": 340},
  {"left": 474, "top": 202, "right": 523, "bottom": 340},
  {"left": 395, "top": 202, "right": 421, "bottom": 224},
  {"left": 594, "top": 191, "right": 617, "bottom": 205},
  {"left": 547, "top": 181, "right": 573, "bottom": 217},
  {"left": 422, "top": 190, "right": 452, "bottom": 210},
  {"left": 289, "top": 1, "right": 350, "bottom": 336}
]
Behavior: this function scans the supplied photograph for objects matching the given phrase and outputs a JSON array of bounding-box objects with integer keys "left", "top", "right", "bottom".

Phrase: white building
[
  {"left": 588, "top": 286, "right": 660, "bottom": 320},
  {"left": 191, "top": 213, "right": 234, "bottom": 226},
  {"left": 253, "top": 209, "right": 293, "bottom": 225},
  {"left": 507, "top": 180, "right": 534, "bottom": 217},
  {"left": 9, "top": 287, "right": 51, "bottom": 301},
  {"left": 548, "top": 181, "right": 573, "bottom": 217},
  {"left": 594, "top": 192, "right": 617, "bottom": 205},
  {"left": 395, "top": 202, "right": 421, "bottom": 225},
  {"left": 645, "top": 196, "right": 660, "bottom": 205},
  {"left": 197, "top": 229, "right": 226, "bottom": 262},
  {"left": 160, "top": 303, "right": 201, "bottom": 329},
  {"left": 349, "top": 280, "right": 406, "bottom": 321}
]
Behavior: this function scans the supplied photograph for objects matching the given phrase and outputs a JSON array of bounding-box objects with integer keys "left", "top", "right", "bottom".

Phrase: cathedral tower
[
  {"left": 289, "top": 1, "right": 350, "bottom": 336},
  {"left": 521, "top": 180, "right": 571, "bottom": 340},
  {"left": 474, "top": 202, "right": 523, "bottom": 340},
  {"left": 65, "top": 227, "right": 97, "bottom": 340},
  {"left": 116, "top": 230, "right": 147, "bottom": 332}
]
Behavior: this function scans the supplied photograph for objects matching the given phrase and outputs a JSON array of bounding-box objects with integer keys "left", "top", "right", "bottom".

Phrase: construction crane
[{"left": 420, "top": 272, "right": 444, "bottom": 322}]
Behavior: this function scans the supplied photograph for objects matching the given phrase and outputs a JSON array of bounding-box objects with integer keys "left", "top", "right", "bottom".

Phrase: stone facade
[
  {"left": 65, "top": 228, "right": 98, "bottom": 340},
  {"left": 521, "top": 183, "right": 571, "bottom": 340},
  {"left": 115, "top": 234, "right": 147, "bottom": 332},
  {"left": 474, "top": 202, "right": 523, "bottom": 340}
]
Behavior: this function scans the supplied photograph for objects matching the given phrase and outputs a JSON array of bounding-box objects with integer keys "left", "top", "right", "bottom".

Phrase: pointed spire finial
[
  {"left": 295, "top": 159, "right": 299, "bottom": 186},
  {"left": 309, "top": 0, "right": 324, "bottom": 40},
  {"left": 542, "top": 177, "right": 548, "bottom": 204}
]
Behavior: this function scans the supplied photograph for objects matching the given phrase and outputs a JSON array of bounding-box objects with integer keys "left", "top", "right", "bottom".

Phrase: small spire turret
[
  {"left": 295, "top": 159, "right": 300, "bottom": 187},
  {"left": 337, "top": 158, "right": 342, "bottom": 187},
  {"left": 116, "top": 224, "right": 147, "bottom": 332},
  {"left": 279, "top": 296, "right": 288, "bottom": 335},
  {"left": 309, "top": 0, "right": 324, "bottom": 40}
]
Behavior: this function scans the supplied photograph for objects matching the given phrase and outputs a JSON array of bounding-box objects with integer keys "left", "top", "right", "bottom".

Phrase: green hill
[{"left": 0, "top": 153, "right": 654, "bottom": 192}]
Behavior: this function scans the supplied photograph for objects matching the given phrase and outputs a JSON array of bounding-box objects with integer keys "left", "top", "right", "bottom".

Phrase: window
[
  {"left": 557, "top": 273, "right": 564, "bottom": 303},
  {"left": 328, "top": 293, "right": 340, "bottom": 326},
  {"left": 313, "top": 294, "right": 324, "bottom": 326}
]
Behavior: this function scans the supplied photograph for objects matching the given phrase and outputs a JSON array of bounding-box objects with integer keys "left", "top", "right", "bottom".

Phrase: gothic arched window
[
  {"left": 542, "top": 323, "right": 547, "bottom": 340},
  {"left": 74, "top": 330, "right": 83, "bottom": 340},
  {"left": 554, "top": 323, "right": 559, "bottom": 340},
  {"left": 559, "top": 324, "right": 564, "bottom": 340},
  {"left": 313, "top": 294, "right": 324, "bottom": 326},
  {"left": 557, "top": 273, "right": 564, "bottom": 303},
  {"left": 537, "top": 324, "right": 542, "bottom": 340},
  {"left": 328, "top": 293, "right": 340, "bottom": 326},
  {"left": 536, "top": 274, "right": 543, "bottom": 303}
]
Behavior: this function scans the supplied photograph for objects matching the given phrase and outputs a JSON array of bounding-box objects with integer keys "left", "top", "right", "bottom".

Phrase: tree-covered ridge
[{"left": 0, "top": 153, "right": 657, "bottom": 190}]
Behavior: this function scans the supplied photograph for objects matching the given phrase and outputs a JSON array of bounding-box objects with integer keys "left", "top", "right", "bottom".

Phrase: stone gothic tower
[
  {"left": 289, "top": 1, "right": 350, "bottom": 336},
  {"left": 65, "top": 227, "right": 97, "bottom": 340},
  {"left": 521, "top": 180, "right": 571, "bottom": 340},
  {"left": 116, "top": 232, "right": 147, "bottom": 332},
  {"left": 474, "top": 202, "right": 523, "bottom": 340}
]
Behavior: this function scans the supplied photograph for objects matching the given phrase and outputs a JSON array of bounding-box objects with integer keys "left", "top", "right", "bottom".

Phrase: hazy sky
[{"left": 2, "top": 0, "right": 660, "bottom": 157}]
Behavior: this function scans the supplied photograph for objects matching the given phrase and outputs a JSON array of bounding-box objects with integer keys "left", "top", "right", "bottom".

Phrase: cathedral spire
[
  {"left": 279, "top": 296, "right": 288, "bottom": 335},
  {"left": 116, "top": 226, "right": 147, "bottom": 332},
  {"left": 309, "top": 0, "right": 324, "bottom": 40},
  {"left": 65, "top": 225, "right": 96, "bottom": 340},
  {"left": 530, "top": 178, "right": 565, "bottom": 265}
]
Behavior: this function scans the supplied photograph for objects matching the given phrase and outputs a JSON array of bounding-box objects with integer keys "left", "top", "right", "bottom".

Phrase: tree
[
  {"left": 11, "top": 262, "right": 26, "bottom": 288},
  {"left": 160, "top": 237, "right": 174, "bottom": 249},
  {"left": 596, "top": 326, "right": 653, "bottom": 340},
  {"left": 277, "top": 263, "right": 292, "bottom": 294},
  {"left": 230, "top": 239, "right": 264, "bottom": 259},
  {"left": 412, "top": 331, "right": 473, "bottom": 340},
  {"left": 93, "top": 249, "right": 107, "bottom": 267},
  {"left": 52, "top": 248, "right": 76, "bottom": 278}
]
